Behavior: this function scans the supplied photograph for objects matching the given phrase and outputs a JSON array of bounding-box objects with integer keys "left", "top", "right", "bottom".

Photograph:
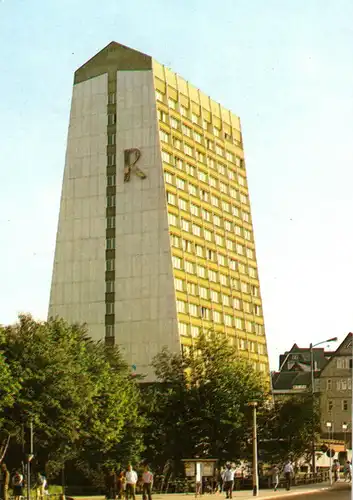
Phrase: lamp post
[
  {"left": 309, "top": 337, "right": 337, "bottom": 476},
  {"left": 248, "top": 402, "right": 259, "bottom": 496},
  {"left": 326, "top": 422, "right": 333, "bottom": 486}
]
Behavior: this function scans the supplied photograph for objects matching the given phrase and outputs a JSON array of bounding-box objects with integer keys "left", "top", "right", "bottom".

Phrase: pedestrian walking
[
  {"left": 283, "top": 460, "right": 293, "bottom": 491},
  {"left": 0, "top": 464, "right": 9, "bottom": 500},
  {"left": 332, "top": 459, "right": 340, "bottom": 482},
  {"left": 36, "top": 472, "right": 48, "bottom": 500},
  {"left": 343, "top": 461, "right": 351, "bottom": 482},
  {"left": 270, "top": 465, "right": 279, "bottom": 492},
  {"left": 222, "top": 464, "right": 235, "bottom": 499},
  {"left": 125, "top": 465, "right": 138, "bottom": 500},
  {"left": 142, "top": 466, "right": 153, "bottom": 500},
  {"left": 117, "top": 471, "right": 125, "bottom": 499},
  {"left": 11, "top": 470, "right": 24, "bottom": 500},
  {"left": 105, "top": 470, "right": 117, "bottom": 500}
]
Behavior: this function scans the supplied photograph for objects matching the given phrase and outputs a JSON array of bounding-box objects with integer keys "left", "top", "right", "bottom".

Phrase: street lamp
[
  {"left": 342, "top": 423, "right": 348, "bottom": 446},
  {"left": 310, "top": 337, "right": 338, "bottom": 476},
  {"left": 248, "top": 402, "right": 259, "bottom": 497},
  {"left": 326, "top": 422, "right": 333, "bottom": 486}
]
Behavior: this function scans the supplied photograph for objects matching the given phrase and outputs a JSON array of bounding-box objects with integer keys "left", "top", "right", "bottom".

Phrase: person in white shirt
[
  {"left": 125, "top": 465, "right": 138, "bottom": 500},
  {"left": 142, "top": 466, "right": 153, "bottom": 500},
  {"left": 283, "top": 461, "right": 294, "bottom": 491},
  {"left": 222, "top": 464, "right": 235, "bottom": 499}
]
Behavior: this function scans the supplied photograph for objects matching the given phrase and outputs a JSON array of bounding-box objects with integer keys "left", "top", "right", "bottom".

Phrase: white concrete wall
[
  {"left": 49, "top": 74, "right": 107, "bottom": 341},
  {"left": 114, "top": 70, "right": 180, "bottom": 379}
]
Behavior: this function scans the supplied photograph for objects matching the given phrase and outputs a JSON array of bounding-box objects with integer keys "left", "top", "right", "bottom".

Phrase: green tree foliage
[
  {"left": 142, "top": 332, "right": 268, "bottom": 473},
  {"left": 0, "top": 315, "right": 144, "bottom": 478},
  {"left": 258, "top": 395, "right": 320, "bottom": 464}
]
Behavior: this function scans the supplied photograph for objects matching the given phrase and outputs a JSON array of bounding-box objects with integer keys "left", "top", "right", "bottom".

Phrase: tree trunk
[{"left": 0, "top": 435, "right": 10, "bottom": 464}]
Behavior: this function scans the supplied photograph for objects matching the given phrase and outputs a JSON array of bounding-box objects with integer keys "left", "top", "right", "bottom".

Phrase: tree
[
  {"left": 142, "top": 332, "right": 268, "bottom": 473},
  {"left": 0, "top": 315, "right": 145, "bottom": 478},
  {"left": 258, "top": 395, "right": 320, "bottom": 464}
]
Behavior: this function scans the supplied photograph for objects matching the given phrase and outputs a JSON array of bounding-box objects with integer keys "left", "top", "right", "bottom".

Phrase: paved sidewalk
[{"left": 72, "top": 482, "right": 338, "bottom": 500}]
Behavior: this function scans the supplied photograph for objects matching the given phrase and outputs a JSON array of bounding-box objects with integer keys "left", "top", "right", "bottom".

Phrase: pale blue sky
[{"left": 1, "top": 0, "right": 352, "bottom": 368}]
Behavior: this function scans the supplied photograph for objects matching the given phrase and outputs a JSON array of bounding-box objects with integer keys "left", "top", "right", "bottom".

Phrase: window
[
  {"left": 244, "top": 230, "right": 252, "bottom": 241},
  {"left": 107, "top": 134, "right": 116, "bottom": 145},
  {"left": 192, "top": 224, "right": 201, "bottom": 237},
  {"left": 196, "top": 244, "right": 203, "bottom": 257},
  {"left": 213, "top": 311, "right": 221, "bottom": 323},
  {"left": 226, "top": 239, "right": 233, "bottom": 251},
  {"left": 197, "top": 265, "right": 206, "bottom": 278},
  {"left": 200, "top": 286, "right": 208, "bottom": 299},
  {"left": 337, "top": 358, "right": 348, "bottom": 369},
  {"left": 186, "top": 163, "right": 195, "bottom": 176},
  {"left": 226, "top": 151, "right": 234, "bottom": 162},
  {"left": 233, "top": 298, "right": 242, "bottom": 310},
  {"left": 215, "top": 234, "right": 224, "bottom": 246},
  {"left": 107, "top": 195, "right": 116, "bottom": 207},
  {"left": 188, "top": 183, "right": 197, "bottom": 196},
  {"left": 220, "top": 182, "right": 228, "bottom": 194},
  {"left": 180, "top": 105, "right": 188, "bottom": 117},
  {"left": 211, "top": 195, "right": 219, "bottom": 207},
  {"left": 182, "top": 125, "right": 191, "bottom": 137},
  {"left": 194, "top": 132, "right": 202, "bottom": 143},
  {"left": 254, "top": 305, "right": 262, "bottom": 317},
  {"left": 192, "top": 113, "right": 199, "bottom": 124},
  {"left": 106, "top": 238, "right": 115, "bottom": 250},
  {"left": 155, "top": 90, "right": 164, "bottom": 101},
  {"left": 241, "top": 282, "right": 249, "bottom": 293},
  {"left": 238, "top": 263, "right": 246, "bottom": 274},
  {"left": 187, "top": 282, "right": 196, "bottom": 295},
  {"left": 106, "top": 281, "right": 115, "bottom": 293},
  {"left": 232, "top": 278, "right": 240, "bottom": 290},
  {"left": 201, "top": 307, "right": 210, "bottom": 319},
  {"left": 106, "top": 259, "right": 115, "bottom": 271},
  {"left": 159, "top": 130, "right": 169, "bottom": 143},
  {"left": 179, "top": 322, "right": 188, "bottom": 336},
  {"left": 179, "top": 198, "right": 188, "bottom": 211},
  {"left": 229, "top": 259, "right": 237, "bottom": 271},
  {"left": 202, "top": 209, "right": 211, "bottom": 222},
  {"left": 174, "top": 278, "right": 184, "bottom": 291},
  {"left": 168, "top": 213, "right": 177, "bottom": 226},
  {"left": 254, "top": 323, "right": 263, "bottom": 335},
  {"left": 175, "top": 158, "right": 183, "bottom": 170},
  {"left": 218, "top": 254, "right": 226, "bottom": 266},
  {"left": 190, "top": 203, "right": 199, "bottom": 216},
  {"left": 228, "top": 169, "right": 235, "bottom": 180},
  {"left": 234, "top": 225, "right": 242, "bottom": 236},
  {"left": 204, "top": 229, "right": 212, "bottom": 241},
  {"left": 214, "top": 127, "right": 220, "bottom": 137},
  {"left": 170, "top": 117, "right": 179, "bottom": 129},
  {"left": 236, "top": 318, "right": 243, "bottom": 330},
  {"left": 105, "top": 325, "right": 114, "bottom": 337},
  {"left": 107, "top": 174, "right": 116, "bottom": 186},
  {"left": 174, "top": 138, "right": 182, "bottom": 149},
  {"left": 207, "top": 249, "right": 215, "bottom": 260},
  {"left": 198, "top": 170, "right": 207, "bottom": 182},
  {"left": 107, "top": 216, "right": 116, "bottom": 229},
  {"left": 191, "top": 326, "right": 199, "bottom": 338},
  {"left": 168, "top": 98, "right": 177, "bottom": 109},
  {"left": 213, "top": 215, "right": 221, "bottom": 227},
  {"left": 209, "top": 270, "right": 217, "bottom": 282},
  {"left": 246, "top": 247, "right": 254, "bottom": 259},
  {"left": 177, "top": 300, "right": 186, "bottom": 313},
  {"left": 216, "top": 145, "right": 224, "bottom": 156},
  {"left": 343, "top": 400, "right": 348, "bottom": 411},
  {"left": 240, "top": 193, "right": 248, "bottom": 204},
  {"left": 185, "top": 261, "right": 194, "bottom": 274},
  {"left": 249, "top": 267, "right": 257, "bottom": 278},
  {"left": 167, "top": 192, "right": 176, "bottom": 205},
  {"left": 158, "top": 109, "right": 167, "bottom": 122},
  {"left": 184, "top": 144, "right": 193, "bottom": 156},
  {"left": 224, "top": 314, "right": 232, "bottom": 326},
  {"left": 176, "top": 177, "right": 185, "bottom": 190},
  {"left": 107, "top": 154, "right": 116, "bottom": 166},
  {"left": 210, "top": 290, "right": 219, "bottom": 302},
  {"left": 165, "top": 172, "right": 173, "bottom": 184},
  {"left": 222, "top": 295, "right": 230, "bottom": 306},
  {"left": 207, "top": 157, "right": 215, "bottom": 168},
  {"left": 171, "top": 235, "right": 180, "bottom": 247},
  {"left": 238, "top": 175, "right": 246, "bottom": 186},
  {"left": 243, "top": 302, "right": 252, "bottom": 313},
  {"left": 242, "top": 211, "right": 250, "bottom": 223},
  {"left": 172, "top": 256, "right": 181, "bottom": 269},
  {"left": 328, "top": 400, "right": 333, "bottom": 412},
  {"left": 230, "top": 189, "right": 238, "bottom": 201},
  {"left": 209, "top": 176, "right": 217, "bottom": 188},
  {"left": 108, "top": 113, "right": 116, "bottom": 125},
  {"left": 196, "top": 151, "right": 204, "bottom": 162},
  {"left": 189, "top": 304, "right": 198, "bottom": 317},
  {"left": 200, "top": 189, "right": 209, "bottom": 202},
  {"left": 108, "top": 92, "right": 116, "bottom": 104},
  {"left": 238, "top": 338, "right": 246, "bottom": 350},
  {"left": 162, "top": 151, "right": 171, "bottom": 164},
  {"left": 251, "top": 285, "right": 259, "bottom": 297},
  {"left": 236, "top": 243, "right": 244, "bottom": 255},
  {"left": 220, "top": 274, "right": 228, "bottom": 286},
  {"left": 222, "top": 201, "right": 230, "bottom": 212},
  {"left": 181, "top": 219, "right": 190, "bottom": 232}
]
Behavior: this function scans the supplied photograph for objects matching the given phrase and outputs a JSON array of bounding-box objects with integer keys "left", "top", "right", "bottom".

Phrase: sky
[{"left": 1, "top": 0, "right": 353, "bottom": 369}]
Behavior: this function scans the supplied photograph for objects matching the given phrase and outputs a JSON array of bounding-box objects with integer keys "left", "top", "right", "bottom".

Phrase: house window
[
  {"left": 168, "top": 213, "right": 177, "bottom": 226},
  {"left": 176, "top": 178, "right": 185, "bottom": 190},
  {"left": 190, "top": 203, "right": 199, "bottom": 216},
  {"left": 343, "top": 400, "right": 348, "bottom": 411},
  {"left": 220, "top": 274, "right": 228, "bottom": 286},
  {"left": 200, "top": 286, "right": 208, "bottom": 299},
  {"left": 213, "top": 311, "right": 221, "bottom": 323},
  {"left": 328, "top": 400, "right": 333, "bottom": 412},
  {"left": 192, "top": 224, "right": 201, "bottom": 237},
  {"left": 106, "top": 302, "right": 114, "bottom": 314},
  {"left": 108, "top": 113, "right": 116, "bottom": 125},
  {"left": 181, "top": 219, "right": 190, "bottom": 232},
  {"left": 105, "top": 325, "right": 114, "bottom": 337},
  {"left": 210, "top": 290, "right": 219, "bottom": 303},
  {"left": 187, "top": 283, "right": 196, "bottom": 295},
  {"left": 162, "top": 151, "right": 171, "bottom": 164},
  {"left": 171, "top": 235, "right": 180, "bottom": 247},
  {"left": 174, "top": 278, "right": 184, "bottom": 291},
  {"left": 106, "top": 238, "right": 115, "bottom": 249},
  {"left": 172, "top": 256, "right": 182, "bottom": 269},
  {"left": 179, "top": 322, "right": 188, "bottom": 336},
  {"left": 167, "top": 192, "right": 176, "bottom": 205},
  {"left": 196, "top": 245, "right": 203, "bottom": 257},
  {"left": 179, "top": 198, "right": 188, "bottom": 211},
  {"left": 165, "top": 172, "right": 173, "bottom": 184},
  {"left": 107, "top": 175, "right": 116, "bottom": 186},
  {"left": 107, "top": 154, "right": 116, "bottom": 166},
  {"left": 189, "top": 304, "right": 198, "bottom": 317},
  {"left": 107, "top": 134, "right": 116, "bottom": 145},
  {"left": 201, "top": 307, "right": 210, "bottom": 319},
  {"left": 197, "top": 265, "right": 206, "bottom": 278},
  {"left": 204, "top": 229, "right": 212, "bottom": 241},
  {"left": 107, "top": 216, "right": 116, "bottom": 229},
  {"left": 185, "top": 261, "right": 194, "bottom": 274},
  {"left": 216, "top": 145, "right": 224, "bottom": 156},
  {"left": 191, "top": 326, "right": 199, "bottom": 338},
  {"left": 177, "top": 300, "right": 186, "bottom": 313},
  {"left": 106, "top": 281, "right": 115, "bottom": 293},
  {"left": 327, "top": 379, "right": 332, "bottom": 391},
  {"left": 209, "top": 270, "right": 217, "bottom": 282},
  {"left": 222, "top": 295, "right": 230, "bottom": 306},
  {"left": 106, "top": 259, "right": 115, "bottom": 271},
  {"left": 168, "top": 98, "right": 177, "bottom": 109},
  {"left": 202, "top": 209, "right": 211, "bottom": 221},
  {"left": 159, "top": 130, "right": 169, "bottom": 143},
  {"left": 170, "top": 117, "right": 179, "bottom": 129},
  {"left": 188, "top": 183, "right": 197, "bottom": 196}
]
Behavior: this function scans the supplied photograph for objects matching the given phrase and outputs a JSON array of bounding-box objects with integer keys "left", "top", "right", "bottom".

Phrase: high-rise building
[{"left": 49, "top": 41, "right": 269, "bottom": 380}]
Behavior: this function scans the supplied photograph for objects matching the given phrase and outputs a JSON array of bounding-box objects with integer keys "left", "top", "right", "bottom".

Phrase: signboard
[
  {"left": 184, "top": 462, "right": 195, "bottom": 477},
  {"left": 203, "top": 462, "right": 215, "bottom": 477}
]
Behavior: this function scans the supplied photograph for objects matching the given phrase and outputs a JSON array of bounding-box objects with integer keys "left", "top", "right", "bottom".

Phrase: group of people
[
  {"left": 269, "top": 460, "right": 294, "bottom": 492},
  {"left": 333, "top": 459, "right": 352, "bottom": 482},
  {"left": 105, "top": 465, "right": 153, "bottom": 500},
  {"left": 0, "top": 463, "right": 47, "bottom": 500}
]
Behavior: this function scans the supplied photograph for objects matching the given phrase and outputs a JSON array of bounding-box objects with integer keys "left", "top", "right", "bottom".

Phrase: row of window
[
  {"left": 170, "top": 234, "right": 254, "bottom": 260},
  {"left": 326, "top": 378, "right": 352, "bottom": 391},
  {"left": 164, "top": 170, "right": 248, "bottom": 205},
  {"left": 156, "top": 93, "right": 241, "bottom": 146},
  {"left": 327, "top": 399, "right": 349, "bottom": 412},
  {"left": 175, "top": 278, "right": 260, "bottom": 311},
  {"left": 159, "top": 126, "right": 239, "bottom": 163},
  {"left": 176, "top": 299, "right": 261, "bottom": 321},
  {"left": 168, "top": 212, "right": 252, "bottom": 242},
  {"left": 336, "top": 357, "right": 353, "bottom": 369}
]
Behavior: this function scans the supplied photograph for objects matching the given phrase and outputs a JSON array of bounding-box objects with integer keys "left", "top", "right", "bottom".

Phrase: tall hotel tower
[{"left": 49, "top": 42, "right": 269, "bottom": 380}]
